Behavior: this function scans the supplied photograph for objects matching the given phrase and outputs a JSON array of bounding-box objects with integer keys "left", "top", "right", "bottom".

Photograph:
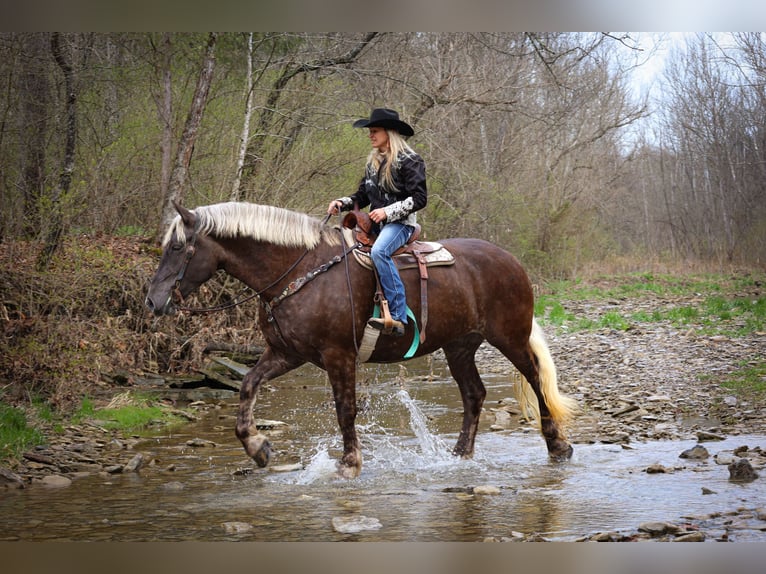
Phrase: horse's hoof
[
  {"left": 548, "top": 442, "right": 573, "bottom": 462},
  {"left": 336, "top": 461, "right": 361, "bottom": 479},
  {"left": 252, "top": 438, "right": 272, "bottom": 468}
]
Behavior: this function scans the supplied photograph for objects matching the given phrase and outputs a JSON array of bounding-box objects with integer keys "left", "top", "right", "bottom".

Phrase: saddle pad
[{"left": 340, "top": 227, "right": 455, "bottom": 271}]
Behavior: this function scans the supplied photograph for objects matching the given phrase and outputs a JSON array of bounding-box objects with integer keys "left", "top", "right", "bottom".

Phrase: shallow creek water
[{"left": 3, "top": 357, "right": 765, "bottom": 541}]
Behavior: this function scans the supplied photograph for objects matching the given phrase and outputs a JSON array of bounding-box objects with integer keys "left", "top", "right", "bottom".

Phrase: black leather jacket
[{"left": 339, "top": 151, "right": 427, "bottom": 227}]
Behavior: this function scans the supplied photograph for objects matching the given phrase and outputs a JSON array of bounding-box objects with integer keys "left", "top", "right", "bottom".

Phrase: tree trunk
[
  {"left": 37, "top": 32, "right": 76, "bottom": 270},
  {"left": 17, "top": 33, "right": 50, "bottom": 239},
  {"left": 231, "top": 32, "right": 254, "bottom": 201},
  {"left": 158, "top": 32, "right": 173, "bottom": 209},
  {"left": 158, "top": 32, "right": 217, "bottom": 237}
]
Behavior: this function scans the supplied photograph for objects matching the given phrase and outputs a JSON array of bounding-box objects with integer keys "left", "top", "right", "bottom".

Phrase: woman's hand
[
  {"left": 369, "top": 208, "right": 387, "bottom": 223},
  {"left": 327, "top": 200, "right": 343, "bottom": 215}
]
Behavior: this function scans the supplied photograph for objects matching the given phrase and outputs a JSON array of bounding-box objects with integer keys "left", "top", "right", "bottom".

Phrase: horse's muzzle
[{"left": 145, "top": 294, "right": 177, "bottom": 316}]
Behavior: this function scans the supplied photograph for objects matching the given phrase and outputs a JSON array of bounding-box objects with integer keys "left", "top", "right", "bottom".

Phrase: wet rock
[
  {"left": 473, "top": 485, "right": 501, "bottom": 495},
  {"left": 679, "top": 445, "right": 709, "bottom": 459},
  {"left": 645, "top": 463, "right": 668, "bottom": 474},
  {"left": 221, "top": 521, "right": 253, "bottom": 534},
  {"left": 332, "top": 515, "right": 382, "bottom": 533},
  {"left": 674, "top": 531, "right": 706, "bottom": 542},
  {"left": 728, "top": 458, "right": 759, "bottom": 482},
  {"left": 186, "top": 438, "right": 217, "bottom": 448},
  {"left": 0, "top": 467, "right": 26, "bottom": 489},
  {"left": 590, "top": 531, "right": 621, "bottom": 542},
  {"left": 162, "top": 481, "right": 185, "bottom": 491},
  {"left": 638, "top": 521, "right": 680, "bottom": 536},
  {"left": 599, "top": 431, "right": 630, "bottom": 444},
  {"left": 714, "top": 453, "right": 735, "bottom": 465},
  {"left": 123, "top": 453, "right": 144, "bottom": 473},
  {"left": 270, "top": 463, "right": 303, "bottom": 473},
  {"left": 701, "top": 487, "right": 716, "bottom": 495},
  {"left": 696, "top": 431, "right": 725, "bottom": 441},
  {"left": 492, "top": 409, "right": 512, "bottom": 428},
  {"left": 39, "top": 475, "right": 72, "bottom": 488}
]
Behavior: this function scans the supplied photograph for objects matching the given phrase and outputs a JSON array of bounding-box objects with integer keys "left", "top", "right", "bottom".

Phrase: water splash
[
  {"left": 394, "top": 389, "right": 452, "bottom": 462},
  {"left": 293, "top": 440, "right": 340, "bottom": 485}
]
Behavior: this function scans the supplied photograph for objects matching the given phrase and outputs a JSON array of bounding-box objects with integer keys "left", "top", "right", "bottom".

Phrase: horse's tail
[{"left": 515, "top": 318, "right": 577, "bottom": 431}]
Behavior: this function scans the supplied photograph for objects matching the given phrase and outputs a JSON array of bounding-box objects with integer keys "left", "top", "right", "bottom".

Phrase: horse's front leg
[
  {"left": 235, "top": 347, "right": 304, "bottom": 467},
  {"left": 324, "top": 355, "right": 361, "bottom": 478}
]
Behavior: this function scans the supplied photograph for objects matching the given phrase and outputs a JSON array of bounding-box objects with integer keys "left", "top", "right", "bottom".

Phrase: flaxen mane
[{"left": 163, "top": 202, "right": 340, "bottom": 248}]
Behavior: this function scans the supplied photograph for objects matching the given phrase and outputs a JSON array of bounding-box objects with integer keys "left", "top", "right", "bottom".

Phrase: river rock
[
  {"left": 221, "top": 521, "right": 253, "bottom": 534},
  {"left": 331, "top": 515, "right": 382, "bottom": 533},
  {"left": 473, "top": 485, "right": 501, "bottom": 495},
  {"left": 270, "top": 463, "right": 303, "bottom": 473},
  {"left": 714, "top": 452, "right": 735, "bottom": 465},
  {"left": 673, "top": 531, "right": 706, "bottom": 542},
  {"left": 638, "top": 521, "right": 680, "bottom": 536},
  {"left": 696, "top": 431, "right": 725, "bottom": 441},
  {"left": 40, "top": 474, "right": 72, "bottom": 488},
  {"left": 679, "top": 445, "right": 709, "bottom": 459},
  {"left": 123, "top": 453, "right": 144, "bottom": 472},
  {"left": 728, "top": 458, "right": 759, "bottom": 482},
  {"left": 186, "top": 438, "right": 217, "bottom": 447},
  {"left": 0, "top": 467, "right": 25, "bottom": 489}
]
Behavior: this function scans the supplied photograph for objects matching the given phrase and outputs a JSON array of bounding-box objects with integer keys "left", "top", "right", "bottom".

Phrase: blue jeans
[{"left": 371, "top": 222, "right": 413, "bottom": 324}]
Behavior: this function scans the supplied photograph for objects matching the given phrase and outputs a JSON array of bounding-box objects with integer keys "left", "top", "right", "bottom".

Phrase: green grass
[
  {"left": 87, "top": 393, "right": 186, "bottom": 434},
  {"left": 0, "top": 403, "right": 44, "bottom": 461},
  {"left": 535, "top": 272, "right": 765, "bottom": 335},
  {"left": 0, "top": 393, "right": 190, "bottom": 463},
  {"left": 719, "top": 360, "right": 766, "bottom": 397}
]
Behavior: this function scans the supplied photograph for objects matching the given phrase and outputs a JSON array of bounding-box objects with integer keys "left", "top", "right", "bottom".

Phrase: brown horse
[{"left": 145, "top": 201, "right": 576, "bottom": 478}]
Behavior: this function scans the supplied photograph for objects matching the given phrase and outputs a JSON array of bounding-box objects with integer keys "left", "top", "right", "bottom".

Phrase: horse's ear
[{"left": 173, "top": 200, "right": 196, "bottom": 228}]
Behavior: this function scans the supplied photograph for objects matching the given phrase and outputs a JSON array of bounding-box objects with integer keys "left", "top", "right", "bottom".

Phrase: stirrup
[{"left": 367, "top": 317, "right": 405, "bottom": 337}]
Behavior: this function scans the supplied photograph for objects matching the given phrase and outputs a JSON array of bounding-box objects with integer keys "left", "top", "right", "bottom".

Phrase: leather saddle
[{"left": 341, "top": 209, "right": 451, "bottom": 263}]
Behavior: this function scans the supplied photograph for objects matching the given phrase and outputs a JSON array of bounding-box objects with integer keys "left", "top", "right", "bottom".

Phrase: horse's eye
[{"left": 171, "top": 243, "right": 183, "bottom": 252}]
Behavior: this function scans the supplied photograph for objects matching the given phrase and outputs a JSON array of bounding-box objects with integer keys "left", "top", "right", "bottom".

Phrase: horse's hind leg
[
  {"left": 494, "top": 334, "right": 574, "bottom": 461},
  {"left": 235, "top": 347, "right": 305, "bottom": 467},
  {"left": 443, "top": 336, "right": 485, "bottom": 458}
]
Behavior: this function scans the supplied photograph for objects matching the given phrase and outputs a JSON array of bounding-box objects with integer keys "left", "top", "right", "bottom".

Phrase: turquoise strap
[{"left": 372, "top": 304, "right": 420, "bottom": 358}]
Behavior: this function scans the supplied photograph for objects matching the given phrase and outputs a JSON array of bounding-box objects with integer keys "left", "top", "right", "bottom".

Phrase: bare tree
[
  {"left": 238, "top": 32, "right": 378, "bottom": 194},
  {"left": 13, "top": 33, "right": 51, "bottom": 239},
  {"left": 158, "top": 32, "right": 217, "bottom": 236},
  {"left": 230, "top": 32, "right": 254, "bottom": 201},
  {"left": 37, "top": 32, "right": 76, "bottom": 270}
]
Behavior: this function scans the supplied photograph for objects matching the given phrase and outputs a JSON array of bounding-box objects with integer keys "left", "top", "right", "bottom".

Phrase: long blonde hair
[{"left": 366, "top": 130, "right": 416, "bottom": 192}]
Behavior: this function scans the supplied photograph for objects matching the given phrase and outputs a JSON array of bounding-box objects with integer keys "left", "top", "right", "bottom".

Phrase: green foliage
[
  {"left": 88, "top": 393, "right": 186, "bottom": 434},
  {"left": 0, "top": 402, "right": 44, "bottom": 461},
  {"left": 535, "top": 272, "right": 765, "bottom": 336},
  {"left": 719, "top": 360, "right": 766, "bottom": 397}
]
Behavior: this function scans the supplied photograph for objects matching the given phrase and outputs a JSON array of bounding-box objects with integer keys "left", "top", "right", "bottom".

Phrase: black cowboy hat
[{"left": 353, "top": 108, "right": 414, "bottom": 137}]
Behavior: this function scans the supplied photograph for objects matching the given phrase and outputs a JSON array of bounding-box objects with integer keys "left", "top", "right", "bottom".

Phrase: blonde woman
[{"left": 328, "top": 108, "right": 428, "bottom": 336}]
